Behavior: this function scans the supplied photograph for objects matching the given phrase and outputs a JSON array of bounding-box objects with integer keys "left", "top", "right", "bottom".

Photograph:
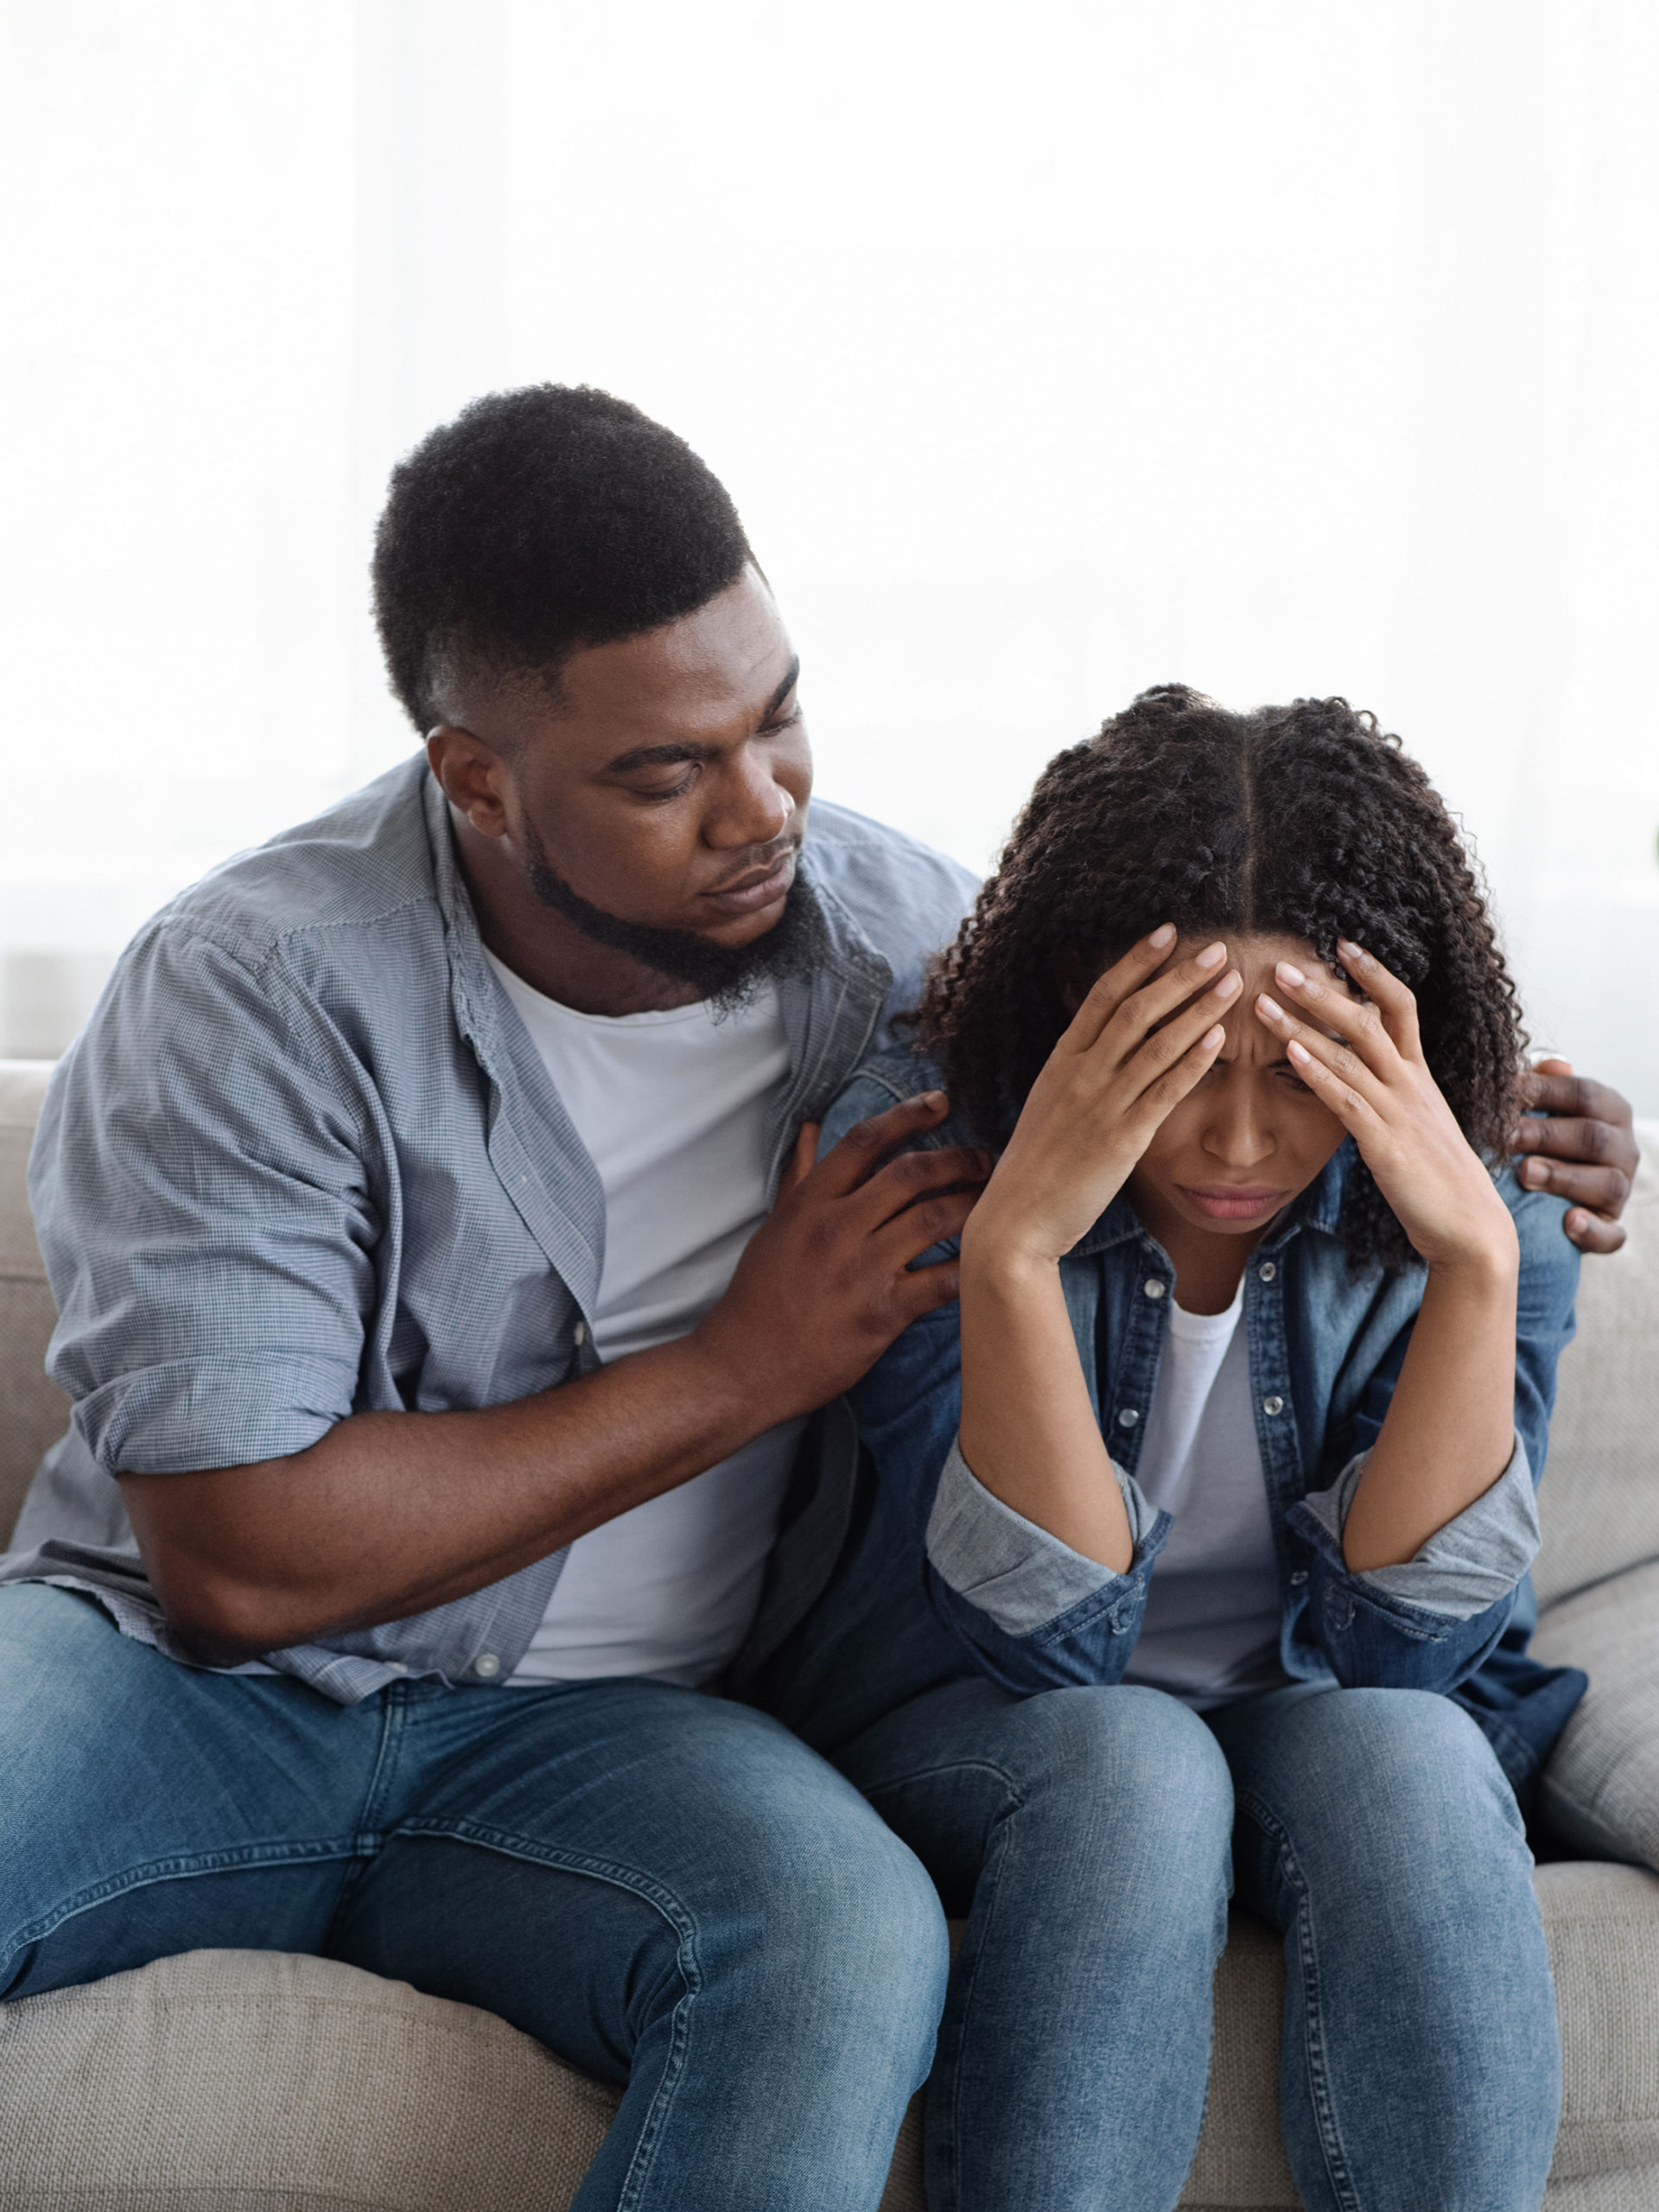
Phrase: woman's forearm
[
  {"left": 1341, "top": 1249, "right": 1520, "bottom": 1572},
  {"left": 957, "top": 1230, "right": 1135, "bottom": 1573}
]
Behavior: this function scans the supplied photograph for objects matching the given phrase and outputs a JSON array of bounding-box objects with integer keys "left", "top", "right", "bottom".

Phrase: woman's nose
[{"left": 1203, "top": 1090, "right": 1274, "bottom": 1166}]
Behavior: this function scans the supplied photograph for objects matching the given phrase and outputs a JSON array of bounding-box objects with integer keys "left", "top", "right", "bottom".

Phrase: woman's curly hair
[{"left": 916, "top": 685, "right": 1527, "bottom": 1273}]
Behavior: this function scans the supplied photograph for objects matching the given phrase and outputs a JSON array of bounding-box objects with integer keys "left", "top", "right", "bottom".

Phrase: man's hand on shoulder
[
  {"left": 694, "top": 1092, "right": 990, "bottom": 1424},
  {"left": 1513, "top": 1058, "right": 1640, "bottom": 1255}
]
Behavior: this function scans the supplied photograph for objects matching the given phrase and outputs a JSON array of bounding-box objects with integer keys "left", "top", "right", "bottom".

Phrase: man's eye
[{"left": 634, "top": 771, "right": 699, "bottom": 803}]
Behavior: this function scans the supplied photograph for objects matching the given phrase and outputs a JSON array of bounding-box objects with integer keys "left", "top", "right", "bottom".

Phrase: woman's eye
[{"left": 1274, "top": 1065, "right": 1313, "bottom": 1096}]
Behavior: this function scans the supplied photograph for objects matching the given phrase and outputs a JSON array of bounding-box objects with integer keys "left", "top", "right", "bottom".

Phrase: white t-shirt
[
  {"left": 1120, "top": 1276, "right": 1286, "bottom": 1708},
  {"left": 485, "top": 956, "right": 806, "bottom": 1688}
]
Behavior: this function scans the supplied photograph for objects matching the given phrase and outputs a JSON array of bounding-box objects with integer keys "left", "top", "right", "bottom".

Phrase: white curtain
[{"left": 3, "top": 0, "right": 1656, "bottom": 1103}]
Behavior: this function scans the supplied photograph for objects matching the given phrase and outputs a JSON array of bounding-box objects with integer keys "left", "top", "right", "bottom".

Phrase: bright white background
[{"left": 3, "top": 1, "right": 1656, "bottom": 1104}]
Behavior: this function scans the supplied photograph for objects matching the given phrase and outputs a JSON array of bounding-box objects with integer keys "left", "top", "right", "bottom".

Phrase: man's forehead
[{"left": 559, "top": 571, "right": 791, "bottom": 724}]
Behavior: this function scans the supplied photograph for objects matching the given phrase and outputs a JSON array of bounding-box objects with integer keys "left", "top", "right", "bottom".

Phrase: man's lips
[
  {"left": 700, "top": 844, "right": 800, "bottom": 914},
  {"left": 1176, "top": 1183, "right": 1288, "bottom": 1222}
]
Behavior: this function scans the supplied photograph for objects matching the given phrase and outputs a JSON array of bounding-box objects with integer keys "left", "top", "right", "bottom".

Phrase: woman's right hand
[{"left": 963, "top": 927, "right": 1242, "bottom": 1272}]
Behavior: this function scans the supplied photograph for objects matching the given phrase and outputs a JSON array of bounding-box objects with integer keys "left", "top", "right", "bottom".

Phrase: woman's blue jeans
[
  {"left": 835, "top": 1671, "right": 1561, "bottom": 2212},
  {"left": 0, "top": 1586, "right": 948, "bottom": 2212}
]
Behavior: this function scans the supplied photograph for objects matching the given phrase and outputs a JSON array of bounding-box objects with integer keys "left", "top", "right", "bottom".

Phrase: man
[{"left": 0, "top": 386, "right": 1637, "bottom": 2210}]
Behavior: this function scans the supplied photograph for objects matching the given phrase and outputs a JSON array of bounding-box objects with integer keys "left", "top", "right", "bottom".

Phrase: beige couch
[{"left": 1, "top": 1054, "right": 1656, "bottom": 2211}]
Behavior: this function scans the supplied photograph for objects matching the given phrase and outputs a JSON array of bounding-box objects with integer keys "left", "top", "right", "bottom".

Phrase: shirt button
[
  {"left": 474, "top": 1652, "right": 502, "bottom": 1678},
  {"left": 387, "top": 1662, "right": 409, "bottom": 1675},
  {"left": 1258, "top": 1262, "right": 1277, "bottom": 1282},
  {"left": 1290, "top": 1569, "right": 1308, "bottom": 1586},
  {"left": 1262, "top": 1395, "right": 1284, "bottom": 1416},
  {"left": 1117, "top": 1407, "right": 1140, "bottom": 1429},
  {"left": 1143, "top": 1278, "right": 1166, "bottom": 1300},
  {"left": 573, "top": 1320, "right": 588, "bottom": 1346}
]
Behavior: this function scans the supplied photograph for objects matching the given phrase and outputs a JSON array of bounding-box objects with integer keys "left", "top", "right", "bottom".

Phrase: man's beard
[{"left": 522, "top": 817, "right": 826, "bottom": 1014}]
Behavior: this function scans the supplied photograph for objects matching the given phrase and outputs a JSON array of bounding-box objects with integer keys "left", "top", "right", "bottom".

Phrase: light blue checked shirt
[{"left": 3, "top": 759, "right": 976, "bottom": 1702}]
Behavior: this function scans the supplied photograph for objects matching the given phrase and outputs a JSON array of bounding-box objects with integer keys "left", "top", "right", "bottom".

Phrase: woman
[{"left": 755, "top": 688, "right": 1585, "bottom": 2212}]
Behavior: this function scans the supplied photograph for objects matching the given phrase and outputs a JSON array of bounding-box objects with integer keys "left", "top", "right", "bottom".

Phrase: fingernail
[
  {"left": 1213, "top": 970, "right": 1241, "bottom": 999},
  {"left": 1258, "top": 994, "right": 1283, "bottom": 1021},
  {"left": 1522, "top": 1158, "right": 1548, "bottom": 1187},
  {"left": 1203, "top": 1025, "right": 1225, "bottom": 1048},
  {"left": 923, "top": 1090, "right": 946, "bottom": 1109},
  {"left": 1567, "top": 1211, "right": 1586, "bottom": 1235},
  {"left": 1287, "top": 1039, "right": 1312, "bottom": 1064},
  {"left": 1149, "top": 923, "right": 1176, "bottom": 949},
  {"left": 1276, "top": 961, "right": 1306, "bottom": 988},
  {"left": 1338, "top": 939, "right": 1367, "bottom": 963},
  {"left": 1196, "top": 941, "right": 1226, "bottom": 969}
]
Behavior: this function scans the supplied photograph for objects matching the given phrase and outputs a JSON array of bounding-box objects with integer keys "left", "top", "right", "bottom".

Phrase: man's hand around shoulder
[
  {"left": 693, "top": 1091, "right": 989, "bottom": 1423},
  {"left": 1513, "top": 1058, "right": 1641, "bottom": 1255}
]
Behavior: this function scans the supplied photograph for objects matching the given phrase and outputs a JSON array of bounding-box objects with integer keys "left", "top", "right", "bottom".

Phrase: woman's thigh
[
  {"left": 1209, "top": 1681, "right": 1560, "bottom": 2212},
  {"left": 837, "top": 1675, "right": 1235, "bottom": 2212}
]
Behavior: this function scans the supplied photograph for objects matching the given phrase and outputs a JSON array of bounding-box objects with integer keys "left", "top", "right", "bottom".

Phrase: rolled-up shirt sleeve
[
  {"left": 926, "top": 1437, "right": 1161, "bottom": 1631},
  {"left": 919, "top": 1436, "right": 1170, "bottom": 1693},
  {"left": 1294, "top": 1433, "right": 1541, "bottom": 1622},
  {"left": 29, "top": 920, "right": 379, "bottom": 1475}
]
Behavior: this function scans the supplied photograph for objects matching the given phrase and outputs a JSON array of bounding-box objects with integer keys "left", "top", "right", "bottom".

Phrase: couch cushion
[
  {"left": 1535, "top": 1560, "right": 1659, "bottom": 1875},
  {"left": 1533, "top": 1120, "right": 1659, "bottom": 1613},
  {"left": 4, "top": 1866, "right": 1656, "bottom": 2211},
  {"left": 0, "top": 1061, "right": 67, "bottom": 1549}
]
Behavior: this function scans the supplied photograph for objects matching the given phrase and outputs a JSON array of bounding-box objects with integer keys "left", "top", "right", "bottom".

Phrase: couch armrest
[{"left": 1533, "top": 1558, "right": 1659, "bottom": 1873}]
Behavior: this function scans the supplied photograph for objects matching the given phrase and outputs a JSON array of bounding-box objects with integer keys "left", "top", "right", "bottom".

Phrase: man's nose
[{"left": 707, "top": 748, "right": 797, "bottom": 849}]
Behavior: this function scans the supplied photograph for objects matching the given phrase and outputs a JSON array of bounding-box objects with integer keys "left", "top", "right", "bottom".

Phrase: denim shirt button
[
  {"left": 473, "top": 1652, "right": 502, "bottom": 1678},
  {"left": 1143, "top": 1278, "right": 1166, "bottom": 1300},
  {"left": 1289, "top": 1569, "right": 1308, "bottom": 1586},
  {"left": 1116, "top": 1407, "right": 1140, "bottom": 1429},
  {"left": 1262, "top": 1395, "right": 1284, "bottom": 1416},
  {"left": 1257, "top": 1261, "right": 1277, "bottom": 1282}
]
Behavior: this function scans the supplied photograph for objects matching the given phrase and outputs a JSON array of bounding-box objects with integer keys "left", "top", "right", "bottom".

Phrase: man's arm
[
  {"left": 1512, "top": 1059, "right": 1640, "bottom": 1255},
  {"left": 120, "top": 1095, "right": 987, "bottom": 1661}
]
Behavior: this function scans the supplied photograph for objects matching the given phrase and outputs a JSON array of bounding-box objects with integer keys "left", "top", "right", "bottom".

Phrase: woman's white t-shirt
[
  {"left": 485, "top": 956, "right": 806, "bottom": 1688},
  {"left": 1120, "top": 1275, "right": 1287, "bottom": 1708}
]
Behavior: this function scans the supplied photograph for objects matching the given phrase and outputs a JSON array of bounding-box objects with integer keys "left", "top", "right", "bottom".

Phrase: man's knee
[{"left": 721, "top": 1785, "right": 949, "bottom": 2064}]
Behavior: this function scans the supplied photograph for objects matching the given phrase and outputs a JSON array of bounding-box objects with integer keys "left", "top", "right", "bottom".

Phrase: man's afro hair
[{"left": 372, "top": 384, "right": 753, "bottom": 729}]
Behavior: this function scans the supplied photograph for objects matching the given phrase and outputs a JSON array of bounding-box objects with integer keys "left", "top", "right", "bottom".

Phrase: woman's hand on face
[
  {"left": 1253, "top": 944, "right": 1518, "bottom": 1279},
  {"left": 964, "top": 925, "right": 1241, "bottom": 1273}
]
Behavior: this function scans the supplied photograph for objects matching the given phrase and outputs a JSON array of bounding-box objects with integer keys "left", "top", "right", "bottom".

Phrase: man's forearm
[{"left": 120, "top": 1332, "right": 774, "bottom": 1659}]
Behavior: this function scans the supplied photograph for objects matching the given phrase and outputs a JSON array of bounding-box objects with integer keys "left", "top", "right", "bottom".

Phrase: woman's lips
[
  {"left": 1177, "top": 1184, "right": 1287, "bottom": 1222},
  {"left": 700, "top": 848, "right": 799, "bottom": 917}
]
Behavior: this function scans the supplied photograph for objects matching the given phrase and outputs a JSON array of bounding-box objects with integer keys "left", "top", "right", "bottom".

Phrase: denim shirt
[
  {"left": 1, "top": 761, "right": 976, "bottom": 1703},
  {"left": 788, "top": 1051, "right": 1588, "bottom": 1797}
]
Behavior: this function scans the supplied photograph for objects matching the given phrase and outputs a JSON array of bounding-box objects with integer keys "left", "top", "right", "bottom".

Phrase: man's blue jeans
[
  {"left": 835, "top": 1672, "right": 1561, "bottom": 2212},
  {"left": 0, "top": 1586, "right": 948, "bottom": 2212}
]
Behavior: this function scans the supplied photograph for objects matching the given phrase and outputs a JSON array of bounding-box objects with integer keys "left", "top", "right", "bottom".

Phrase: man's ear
[{"left": 426, "top": 725, "right": 512, "bottom": 839}]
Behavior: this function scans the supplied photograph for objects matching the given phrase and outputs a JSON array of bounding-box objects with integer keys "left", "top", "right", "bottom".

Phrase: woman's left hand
[{"left": 1254, "top": 944, "right": 1518, "bottom": 1277}]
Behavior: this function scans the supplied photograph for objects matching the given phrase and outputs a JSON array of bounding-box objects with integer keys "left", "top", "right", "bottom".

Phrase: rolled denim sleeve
[
  {"left": 1286, "top": 1170, "right": 1579, "bottom": 1695},
  {"left": 1295, "top": 1433, "right": 1540, "bottom": 1620},
  {"left": 921, "top": 1438, "right": 1170, "bottom": 1692}
]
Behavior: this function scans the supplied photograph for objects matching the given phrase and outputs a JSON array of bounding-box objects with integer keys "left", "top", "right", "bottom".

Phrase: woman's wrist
[{"left": 960, "top": 1207, "right": 1066, "bottom": 1288}]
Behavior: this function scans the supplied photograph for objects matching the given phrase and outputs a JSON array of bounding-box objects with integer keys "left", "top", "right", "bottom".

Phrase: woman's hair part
[{"left": 916, "top": 685, "right": 1527, "bottom": 1271}]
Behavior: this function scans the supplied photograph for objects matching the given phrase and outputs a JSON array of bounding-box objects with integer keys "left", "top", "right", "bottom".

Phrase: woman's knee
[{"left": 985, "top": 1685, "right": 1235, "bottom": 1888}]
